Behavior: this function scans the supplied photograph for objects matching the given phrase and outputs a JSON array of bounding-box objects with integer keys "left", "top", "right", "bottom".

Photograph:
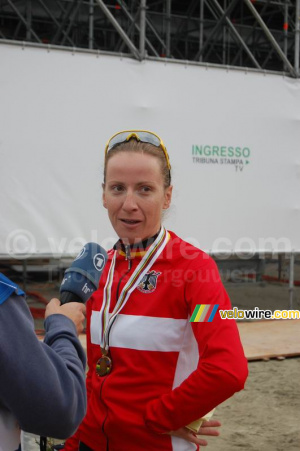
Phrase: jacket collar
[{"left": 113, "top": 230, "right": 160, "bottom": 259}]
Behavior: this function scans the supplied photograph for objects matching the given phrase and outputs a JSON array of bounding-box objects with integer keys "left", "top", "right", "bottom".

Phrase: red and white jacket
[{"left": 65, "top": 231, "right": 248, "bottom": 451}]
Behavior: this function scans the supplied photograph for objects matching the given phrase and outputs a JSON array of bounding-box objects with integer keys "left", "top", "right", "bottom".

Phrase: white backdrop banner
[{"left": 1, "top": 43, "right": 300, "bottom": 257}]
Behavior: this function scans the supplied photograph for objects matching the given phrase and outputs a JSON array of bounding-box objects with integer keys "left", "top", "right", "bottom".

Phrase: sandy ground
[
  {"left": 7, "top": 259, "right": 300, "bottom": 450},
  {"left": 205, "top": 357, "right": 300, "bottom": 451}
]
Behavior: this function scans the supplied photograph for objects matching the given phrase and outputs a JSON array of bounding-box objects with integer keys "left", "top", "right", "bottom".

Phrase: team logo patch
[{"left": 137, "top": 270, "right": 161, "bottom": 293}]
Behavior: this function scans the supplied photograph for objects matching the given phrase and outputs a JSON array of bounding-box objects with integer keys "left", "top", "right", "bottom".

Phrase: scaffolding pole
[
  {"left": 295, "top": 0, "right": 300, "bottom": 76},
  {"left": 166, "top": 0, "right": 171, "bottom": 58},
  {"left": 289, "top": 252, "right": 295, "bottom": 309},
  {"left": 199, "top": 0, "right": 204, "bottom": 62},
  {"left": 195, "top": 0, "right": 261, "bottom": 70},
  {"left": 116, "top": 0, "right": 159, "bottom": 57},
  {"left": 139, "top": 0, "right": 146, "bottom": 60},
  {"left": 89, "top": 0, "right": 94, "bottom": 50},
  {"left": 195, "top": 0, "right": 236, "bottom": 60},
  {"left": 244, "top": 0, "right": 297, "bottom": 77},
  {"left": 145, "top": 15, "right": 168, "bottom": 56},
  {"left": 26, "top": 0, "right": 32, "bottom": 41},
  {"left": 206, "top": 0, "right": 261, "bottom": 69},
  {"left": 223, "top": 0, "right": 227, "bottom": 65},
  {"left": 95, "top": 0, "right": 140, "bottom": 60},
  {"left": 283, "top": 0, "right": 288, "bottom": 63},
  {"left": 61, "top": 0, "right": 82, "bottom": 46},
  {"left": 6, "top": 0, "right": 42, "bottom": 43},
  {"left": 37, "top": 0, "right": 76, "bottom": 47}
]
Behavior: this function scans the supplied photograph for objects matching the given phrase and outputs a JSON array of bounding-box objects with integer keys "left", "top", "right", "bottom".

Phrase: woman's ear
[
  {"left": 163, "top": 185, "right": 173, "bottom": 210},
  {"left": 102, "top": 183, "right": 107, "bottom": 209}
]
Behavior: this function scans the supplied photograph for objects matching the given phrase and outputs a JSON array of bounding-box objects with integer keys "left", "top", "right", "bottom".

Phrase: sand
[{"left": 205, "top": 357, "right": 300, "bottom": 451}]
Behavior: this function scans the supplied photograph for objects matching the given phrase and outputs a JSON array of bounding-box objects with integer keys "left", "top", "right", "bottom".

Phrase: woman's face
[{"left": 103, "top": 151, "right": 172, "bottom": 244}]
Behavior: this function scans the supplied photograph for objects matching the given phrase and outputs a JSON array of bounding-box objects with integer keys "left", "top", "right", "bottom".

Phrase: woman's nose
[{"left": 122, "top": 191, "right": 138, "bottom": 211}]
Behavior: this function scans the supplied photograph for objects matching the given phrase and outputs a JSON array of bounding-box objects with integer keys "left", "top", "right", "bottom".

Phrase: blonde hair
[{"left": 103, "top": 139, "right": 171, "bottom": 188}]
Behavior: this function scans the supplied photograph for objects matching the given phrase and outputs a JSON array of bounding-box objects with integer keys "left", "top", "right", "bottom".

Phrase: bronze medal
[{"left": 96, "top": 354, "right": 112, "bottom": 377}]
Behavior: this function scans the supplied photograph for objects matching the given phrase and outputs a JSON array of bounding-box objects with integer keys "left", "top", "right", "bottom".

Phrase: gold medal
[{"left": 96, "top": 350, "right": 112, "bottom": 377}]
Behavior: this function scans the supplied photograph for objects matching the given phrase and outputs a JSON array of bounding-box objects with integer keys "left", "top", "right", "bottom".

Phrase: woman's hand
[{"left": 169, "top": 420, "right": 221, "bottom": 447}]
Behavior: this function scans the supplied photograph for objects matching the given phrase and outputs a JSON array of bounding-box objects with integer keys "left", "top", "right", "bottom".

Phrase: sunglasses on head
[{"left": 104, "top": 130, "right": 171, "bottom": 171}]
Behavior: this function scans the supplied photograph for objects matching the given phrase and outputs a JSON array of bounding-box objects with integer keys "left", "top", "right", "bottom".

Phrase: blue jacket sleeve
[{"left": 0, "top": 293, "right": 87, "bottom": 439}]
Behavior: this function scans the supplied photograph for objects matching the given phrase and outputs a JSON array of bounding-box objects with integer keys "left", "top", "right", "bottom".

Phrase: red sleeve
[
  {"left": 64, "top": 297, "right": 94, "bottom": 450},
  {"left": 63, "top": 432, "right": 80, "bottom": 450},
  {"left": 144, "top": 256, "right": 248, "bottom": 433}
]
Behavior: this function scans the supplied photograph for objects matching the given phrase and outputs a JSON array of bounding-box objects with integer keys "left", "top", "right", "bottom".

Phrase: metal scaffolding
[{"left": 0, "top": 0, "right": 299, "bottom": 77}]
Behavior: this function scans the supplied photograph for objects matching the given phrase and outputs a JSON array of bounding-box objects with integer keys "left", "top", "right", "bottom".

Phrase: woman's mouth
[{"left": 120, "top": 219, "right": 141, "bottom": 225}]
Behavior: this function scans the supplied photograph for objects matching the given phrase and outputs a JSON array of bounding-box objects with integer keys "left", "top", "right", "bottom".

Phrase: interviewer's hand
[
  {"left": 169, "top": 420, "right": 221, "bottom": 447},
  {"left": 45, "top": 298, "right": 86, "bottom": 335}
]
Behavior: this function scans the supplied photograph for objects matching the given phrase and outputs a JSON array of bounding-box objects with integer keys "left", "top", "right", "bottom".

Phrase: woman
[{"left": 64, "top": 130, "right": 248, "bottom": 451}]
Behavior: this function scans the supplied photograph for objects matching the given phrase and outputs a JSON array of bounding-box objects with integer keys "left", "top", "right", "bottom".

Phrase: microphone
[{"left": 59, "top": 242, "right": 108, "bottom": 304}]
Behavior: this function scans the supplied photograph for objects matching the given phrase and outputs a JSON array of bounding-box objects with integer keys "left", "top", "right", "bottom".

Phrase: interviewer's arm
[{"left": 0, "top": 294, "right": 87, "bottom": 439}]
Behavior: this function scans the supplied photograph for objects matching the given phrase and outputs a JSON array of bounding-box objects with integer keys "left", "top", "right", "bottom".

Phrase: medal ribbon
[{"left": 99, "top": 227, "right": 169, "bottom": 352}]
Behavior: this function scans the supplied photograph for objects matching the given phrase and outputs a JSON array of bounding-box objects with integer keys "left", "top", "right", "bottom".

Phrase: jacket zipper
[{"left": 100, "top": 377, "right": 109, "bottom": 449}]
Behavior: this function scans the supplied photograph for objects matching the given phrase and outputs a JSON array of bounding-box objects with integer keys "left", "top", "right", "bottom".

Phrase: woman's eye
[
  {"left": 111, "top": 185, "right": 124, "bottom": 192},
  {"left": 140, "top": 186, "right": 151, "bottom": 193}
]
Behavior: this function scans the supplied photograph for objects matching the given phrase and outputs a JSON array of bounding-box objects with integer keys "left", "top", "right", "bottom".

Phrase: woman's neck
[{"left": 114, "top": 229, "right": 161, "bottom": 253}]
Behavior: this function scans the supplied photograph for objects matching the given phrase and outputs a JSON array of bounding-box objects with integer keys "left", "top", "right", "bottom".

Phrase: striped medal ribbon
[{"left": 96, "top": 227, "right": 169, "bottom": 377}]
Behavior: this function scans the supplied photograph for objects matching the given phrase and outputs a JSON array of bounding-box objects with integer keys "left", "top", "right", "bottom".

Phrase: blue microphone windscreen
[{"left": 60, "top": 242, "right": 108, "bottom": 303}]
